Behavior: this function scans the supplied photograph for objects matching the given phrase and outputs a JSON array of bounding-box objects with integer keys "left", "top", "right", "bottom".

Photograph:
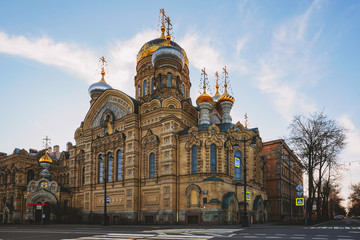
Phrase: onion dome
[
  {"left": 218, "top": 67, "right": 234, "bottom": 104},
  {"left": 196, "top": 91, "right": 214, "bottom": 105},
  {"left": 39, "top": 150, "right": 52, "bottom": 164},
  {"left": 218, "top": 87, "right": 234, "bottom": 104},
  {"left": 88, "top": 66, "right": 112, "bottom": 98},
  {"left": 137, "top": 38, "right": 189, "bottom": 67},
  {"left": 151, "top": 46, "right": 185, "bottom": 68},
  {"left": 196, "top": 68, "right": 214, "bottom": 105}
]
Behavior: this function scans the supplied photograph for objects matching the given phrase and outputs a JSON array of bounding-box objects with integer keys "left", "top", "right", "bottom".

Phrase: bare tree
[
  {"left": 288, "top": 111, "right": 346, "bottom": 224},
  {"left": 348, "top": 183, "right": 360, "bottom": 217}
]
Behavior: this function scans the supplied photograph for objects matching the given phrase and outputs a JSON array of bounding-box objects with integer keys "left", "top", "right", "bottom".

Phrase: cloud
[
  {"left": 106, "top": 29, "right": 158, "bottom": 97},
  {"left": 0, "top": 32, "right": 98, "bottom": 81},
  {"left": 253, "top": 0, "right": 324, "bottom": 120}
]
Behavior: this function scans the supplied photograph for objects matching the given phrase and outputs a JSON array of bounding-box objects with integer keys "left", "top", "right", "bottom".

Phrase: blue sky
[{"left": 1, "top": 0, "right": 360, "bottom": 207}]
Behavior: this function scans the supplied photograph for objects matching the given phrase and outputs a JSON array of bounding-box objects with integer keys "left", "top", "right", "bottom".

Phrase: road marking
[
  {"left": 243, "top": 236, "right": 258, "bottom": 238},
  {"left": 266, "top": 237, "right": 281, "bottom": 239},
  {"left": 315, "top": 235, "right": 328, "bottom": 237},
  {"left": 275, "top": 234, "right": 286, "bottom": 236},
  {"left": 294, "top": 234, "right": 306, "bottom": 236},
  {"left": 312, "top": 238, "right": 327, "bottom": 240},
  {"left": 255, "top": 234, "right": 266, "bottom": 235},
  {"left": 337, "top": 236, "right": 352, "bottom": 238},
  {"left": 345, "top": 227, "right": 351, "bottom": 229},
  {"left": 291, "top": 237, "right": 305, "bottom": 239}
]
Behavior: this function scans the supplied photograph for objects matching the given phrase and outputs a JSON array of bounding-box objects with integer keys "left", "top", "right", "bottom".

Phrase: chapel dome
[
  {"left": 39, "top": 151, "right": 52, "bottom": 164},
  {"left": 137, "top": 38, "right": 189, "bottom": 67},
  {"left": 88, "top": 70, "right": 112, "bottom": 98},
  {"left": 217, "top": 89, "right": 234, "bottom": 104},
  {"left": 196, "top": 92, "right": 214, "bottom": 106}
]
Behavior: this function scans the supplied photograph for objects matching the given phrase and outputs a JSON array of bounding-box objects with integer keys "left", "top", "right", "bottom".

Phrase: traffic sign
[
  {"left": 106, "top": 196, "right": 110, "bottom": 204},
  {"left": 296, "top": 185, "right": 303, "bottom": 192},
  {"left": 297, "top": 191, "right": 303, "bottom": 197},
  {"left": 246, "top": 191, "right": 251, "bottom": 201},
  {"left": 296, "top": 198, "right": 304, "bottom": 206}
]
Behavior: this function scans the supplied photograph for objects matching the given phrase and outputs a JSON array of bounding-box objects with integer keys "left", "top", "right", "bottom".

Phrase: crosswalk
[
  {"left": 61, "top": 228, "right": 239, "bottom": 240},
  {"left": 304, "top": 226, "right": 360, "bottom": 230}
]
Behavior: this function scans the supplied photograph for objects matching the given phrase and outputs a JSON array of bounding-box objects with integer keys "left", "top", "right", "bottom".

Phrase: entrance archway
[{"left": 25, "top": 190, "right": 57, "bottom": 223}]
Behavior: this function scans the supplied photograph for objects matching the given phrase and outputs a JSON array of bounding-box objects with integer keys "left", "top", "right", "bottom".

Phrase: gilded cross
[
  {"left": 215, "top": 71, "right": 219, "bottom": 85},
  {"left": 43, "top": 136, "right": 51, "bottom": 149},
  {"left": 160, "top": 9, "right": 166, "bottom": 27},
  {"left": 223, "top": 66, "right": 228, "bottom": 84}
]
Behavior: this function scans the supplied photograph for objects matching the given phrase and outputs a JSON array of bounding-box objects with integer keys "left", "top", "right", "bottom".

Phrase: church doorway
[{"left": 33, "top": 202, "right": 52, "bottom": 224}]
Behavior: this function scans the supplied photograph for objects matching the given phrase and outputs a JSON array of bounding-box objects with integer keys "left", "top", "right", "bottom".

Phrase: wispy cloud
[
  {"left": 0, "top": 32, "right": 98, "bottom": 81},
  {"left": 253, "top": 0, "right": 324, "bottom": 120}
]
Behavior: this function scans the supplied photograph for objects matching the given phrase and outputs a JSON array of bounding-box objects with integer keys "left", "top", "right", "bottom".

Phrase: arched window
[
  {"left": 27, "top": 170, "right": 34, "bottom": 183},
  {"left": 82, "top": 167, "right": 85, "bottom": 185},
  {"left": 143, "top": 79, "right": 147, "bottom": 95},
  {"left": 152, "top": 77, "right": 155, "bottom": 93},
  {"left": 117, "top": 150, "right": 122, "bottom": 181},
  {"left": 191, "top": 145, "right": 197, "bottom": 174},
  {"left": 159, "top": 74, "right": 162, "bottom": 88},
  {"left": 149, "top": 153, "right": 155, "bottom": 179},
  {"left": 138, "top": 84, "right": 141, "bottom": 97},
  {"left": 98, "top": 154, "right": 103, "bottom": 183},
  {"left": 107, "top": 152, "right": 112, "bottom": 182},
  {"left": 182, "top": 84, "right": 185, "bottom": 96},
  {"left": 234, "top": 150, "right": 243, "bottom": 180},
  {"left": 210, "top": 144, "right": 217, "bottom": 173},
  {"left": 167, "top": 73, "right": 171, "bottom": 87}
]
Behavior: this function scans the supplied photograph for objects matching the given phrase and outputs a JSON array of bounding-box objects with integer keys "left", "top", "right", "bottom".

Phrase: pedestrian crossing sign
[
  {"left": 296, "top": 198, "right": 304, "bottom": 206},
  {"left": 235, "top": 157, "right": 240, "bottom": 168}
]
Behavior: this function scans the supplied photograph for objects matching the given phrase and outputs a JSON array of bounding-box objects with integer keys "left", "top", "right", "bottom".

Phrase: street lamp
[
  {"left": 98, "top": 153, "right": 112, "bottom": 226},
  {"left": 240, "top": 135, "right": 258, "bottom": 227}
]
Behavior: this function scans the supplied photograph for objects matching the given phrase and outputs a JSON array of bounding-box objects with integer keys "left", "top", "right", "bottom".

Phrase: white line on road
[
  {"left": 275, "top": 234, "right": 286, "bottom": 236},
  {"left": 312, "top": 238, "right": 327, "bottom": 240},
  {"left": 315, "top": 235, "right": 328, "bottom": 237},
  {"left": 336, "top": 236, "right": 352, "bottom": 238},
  {"left": 290, "top": 237, "right": 304, "bottom": 239},
  {"left": 266, "top": 237, "right": 282, "bottom": 239}
]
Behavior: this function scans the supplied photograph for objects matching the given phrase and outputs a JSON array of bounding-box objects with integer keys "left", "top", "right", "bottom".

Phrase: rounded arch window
[
  {"left": 182, "top": 84, "right": 185, "bottom": 96},
  {"left": 143, "top": 79, "right": 147, "bottom": 96},
  {"left": 149, "top": 152, "right": 155, "bottom": 179}
]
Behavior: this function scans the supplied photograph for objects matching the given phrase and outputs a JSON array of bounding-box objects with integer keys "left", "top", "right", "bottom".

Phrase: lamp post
[
  {"left": 98, "top": 153, "right": 112, "bottom": 226},
  {"left": 240, "top": 135, "right": 257, "bottom": 227}
]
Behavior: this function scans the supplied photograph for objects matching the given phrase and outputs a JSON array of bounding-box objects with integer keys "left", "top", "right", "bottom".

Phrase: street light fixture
[
  {"left": 240, "top": 135, "right": 258, "bottom": 227},
  {"left": 98, "top": 153, "right": 112, "bottom": 226}
]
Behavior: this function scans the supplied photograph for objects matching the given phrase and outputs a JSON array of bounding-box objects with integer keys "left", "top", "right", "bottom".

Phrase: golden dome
[
  {"left": 196, "top": 92, "right": 214, "bottom": 105},
  {"left": 218, "top": 66, "right": 234, "bottom": 104},
  {"left": 196, "top": 68, "right": 213, "bottom": 105},
  {"left": 218, "top": 88, "right": 234, "bottom": 104},
  {"left": 136, "top": 38, "right": 189, "bottom": 67},
  {"left": 39, "top": 150, "right": 53, "bottom": 164}
]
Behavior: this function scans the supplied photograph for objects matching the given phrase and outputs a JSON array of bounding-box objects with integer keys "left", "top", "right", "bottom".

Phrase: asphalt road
[{"left": 0, "top": 219, "right": 359, "bottom": 240}]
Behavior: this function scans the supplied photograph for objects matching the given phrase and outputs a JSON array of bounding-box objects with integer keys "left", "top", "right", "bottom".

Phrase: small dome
[
  {"left": 88, "top": 70, "right": 112, "bottom": 98},
  {"left": 151, "top": 46, "right": 185, "bottom": 68},
  {"left": 196, "top": 92, "right": 214, "bottom": 105},
  {"left": 213, "top": 90, "right": 221, "bottom": 103},
  {"left": 218, "top": 89, "right": 234, "bottom": 104},
  {"left": 39, "top": 151, "right": 52, "bottom": 164},
  {"left": 88, "top": 81, "right": 112, "bottom": 96}
]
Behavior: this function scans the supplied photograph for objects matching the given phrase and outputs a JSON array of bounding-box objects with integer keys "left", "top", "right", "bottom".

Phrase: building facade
[
  {"left": 262, "top": 139, "right": 304, "bottom": 222},
  {"left": 0, "top": 13, "right": 271, "bottom": 224}
]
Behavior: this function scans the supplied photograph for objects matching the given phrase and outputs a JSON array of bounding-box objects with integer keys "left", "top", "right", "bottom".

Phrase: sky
[{"left": 0, "top": 0, "right": 359, "bottom": 208}]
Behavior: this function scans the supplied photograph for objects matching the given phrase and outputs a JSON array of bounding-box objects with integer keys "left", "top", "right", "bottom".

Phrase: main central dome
[{"left": 136, "top": 38, "right": 189, "bottom": 67}]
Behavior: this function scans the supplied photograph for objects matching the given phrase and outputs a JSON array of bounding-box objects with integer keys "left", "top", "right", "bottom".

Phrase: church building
[{"left": 0, "top": 10, "right": 270, "bottom": 225}]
